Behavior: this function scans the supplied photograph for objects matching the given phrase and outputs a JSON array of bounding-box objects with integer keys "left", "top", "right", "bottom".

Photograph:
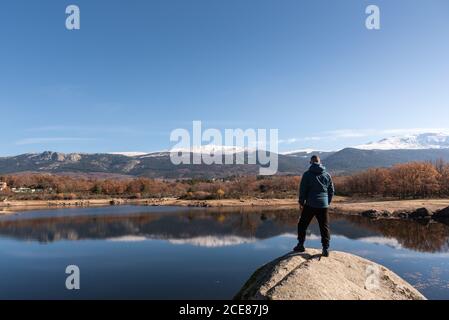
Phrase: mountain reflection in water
[{"left": 0, "top": 206, "right": 448, "bottom": 253}]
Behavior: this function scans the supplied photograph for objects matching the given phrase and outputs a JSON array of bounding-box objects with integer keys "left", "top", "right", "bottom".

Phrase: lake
[{"left": 0, "top": 205, "right": 448, "bottom": 300}]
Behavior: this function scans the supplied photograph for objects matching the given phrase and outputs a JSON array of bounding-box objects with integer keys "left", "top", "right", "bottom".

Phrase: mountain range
[
  {"left": 1, "top": 133, "right": 449, "bottom": 178},
  {"left": 355, "top": 132, "right": 449, "bottom": 150}
]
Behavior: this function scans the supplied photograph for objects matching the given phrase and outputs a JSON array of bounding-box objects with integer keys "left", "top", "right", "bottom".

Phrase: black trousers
[{"left": 297, "top": 205, "right": 330, "bottom": 249}]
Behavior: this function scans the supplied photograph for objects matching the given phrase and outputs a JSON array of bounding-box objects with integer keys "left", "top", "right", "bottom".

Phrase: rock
[
  {"left": 235, "top": 249, "right": 426, "bottom": 300},
  {"left": 200, "top": 202, "right": 211, "bottom": 208},
  {"left": 408, "top": 207, "right": 433, "bottom": 219},
  {"left": 433, "top": 206, "right": 449, "bottom": 219},
  {"left": 360, "top": 210, "right": 379, "bottom": 218},
  {"left": 395, "top": 208, "right": 433, "bottom": 220},
  {"left": 67, "top": 153, "right": 82, "bottom": 162},
  {"left": 394, "top": 210, "right": 409, "bottom": 219},
  {"left": 360, "top": 210, "right": 391, "bottom": 218},
  {"left": 381, "top": 210, "right": 393, "bottom": 217}
]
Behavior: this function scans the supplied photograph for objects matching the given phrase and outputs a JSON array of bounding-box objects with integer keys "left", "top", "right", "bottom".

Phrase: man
[{"left": 294, "top": 155, "right": 335, "bottom": 257}]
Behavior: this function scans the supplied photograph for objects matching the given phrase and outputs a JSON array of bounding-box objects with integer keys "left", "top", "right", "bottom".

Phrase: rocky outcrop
[
  {"left": 360, "top": 209, "right": 392, "bottom": 218},
  {"left": 358, "top": 207, "right": 435, "bottom": 220},
  {"left": 109, "top": 199, "right": 123, "bottom": 206},
  {"left": 235, "top": 249, "right": 426, "bottom": 300},
  {"left": 393, "top": 207, "right": 433, "bottom": 220},
  {"left": 407, "top": 207, "right": 433, "bottom": 219},
  {"left": 433, "top": 206, "right": 449, "bottom": 219}
]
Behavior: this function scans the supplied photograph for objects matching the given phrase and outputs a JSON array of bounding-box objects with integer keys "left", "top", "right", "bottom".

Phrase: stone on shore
[
  {"left": 360, "top": 209, "right": 392, "bottom": 218},
  {"left": 408, "top": 207, "right": 433, "bottom": 219},
  {"left": 433, "top": 206, "right": 449, "bottom": 219},
  {"left": 235, "top": 249, "right": 426, "bottom": 300}
]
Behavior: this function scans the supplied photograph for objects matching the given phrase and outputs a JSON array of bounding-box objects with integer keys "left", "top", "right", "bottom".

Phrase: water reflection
[
  {"left": 0, "top": 206, "right": 448, "bottom": 253},
  {"left": 340, "top": 215, "right": 449, "bottom": 253}
]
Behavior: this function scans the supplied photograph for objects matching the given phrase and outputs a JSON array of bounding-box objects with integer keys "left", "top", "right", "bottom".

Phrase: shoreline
[
  {"left": 0, "top": 197, "right": 300, "bottom": 214},
  {"left": 1, "top": 197, "right": 449, "bottom": 218},
  {"left": 333, "top": 199, "right": 449, "bottom": 215}
]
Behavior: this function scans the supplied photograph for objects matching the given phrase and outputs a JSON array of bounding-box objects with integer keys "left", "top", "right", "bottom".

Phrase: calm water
[{"left": 0, "top": 205, "right": 449, "bottom": 300}]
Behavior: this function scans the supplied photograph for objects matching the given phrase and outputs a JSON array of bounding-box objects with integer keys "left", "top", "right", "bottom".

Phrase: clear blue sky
[{"left": 0, "top": 0, "right": 448, "bottom": 155}]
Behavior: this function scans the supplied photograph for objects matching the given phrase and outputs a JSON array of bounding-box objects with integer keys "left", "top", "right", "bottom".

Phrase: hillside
[{"left": 1, "top": 147, "right": 449, "bottom": 178}]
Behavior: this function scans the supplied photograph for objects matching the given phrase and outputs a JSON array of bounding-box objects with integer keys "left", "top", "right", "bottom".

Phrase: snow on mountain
[
  {"left": 281, "top": 149, "right": 315, "bottom": 155},
  {"left": 143, "top": 145, "right": 255, "bottom": 157},
  {"left": 112, "top": 145, "right": 254, "bottom": 158},
  {"left": 355, "top": 133, "right": 449, "bottom": 150},
  {"left": 109, "top": 152, "right": 149, "bottom": 157},
  {"left": 171, "top": 145, "right": 251, "bottom": 154},
  {"left": 109, "top": 133, "right": 449, "bottom": 157},
  {"left": 138, "top": 151, "right": 171, "bottom": 158}
]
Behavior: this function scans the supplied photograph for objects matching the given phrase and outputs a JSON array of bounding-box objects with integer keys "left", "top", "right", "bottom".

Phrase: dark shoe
[
  {"left": 322, "top": 248, "right": 330, "bottom": 257},
  {"left": 293, "top": 243, "right": 305, "bottom": 252}
]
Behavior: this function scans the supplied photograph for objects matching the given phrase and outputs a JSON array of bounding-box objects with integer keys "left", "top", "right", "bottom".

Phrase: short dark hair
[{"left": 310, "top": 155, "right": 320, "bottom": 163}]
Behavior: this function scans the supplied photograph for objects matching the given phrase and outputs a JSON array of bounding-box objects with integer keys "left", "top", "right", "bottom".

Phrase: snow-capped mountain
[
  {"left": 170, "top": 145, "right": 250, "bottom": 155},
  {"left": 355, "top": 133, "right": 449, "bottom": 150},
  {"left": 108, "top": 152, "right": 149, "bottom": 157},
  {"left": 281, "top": 148, "right": 315, "bottom": 155},
  {"left": 4, "top": 133, "right": 449, "bottom": 178},
  {"left": 109, "top": 145, "right": 253, "bottom": 158}
]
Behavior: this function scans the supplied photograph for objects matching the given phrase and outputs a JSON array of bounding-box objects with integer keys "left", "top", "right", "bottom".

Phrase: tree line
[
  {"left": 1, "top": 160, "right": 449, "bottom": 201},
  {"left": 0, "top": 174, "right": 299, "bottom": 201},
  {"left": 335, "top": 160, "right": 449, "bottom": 199}
]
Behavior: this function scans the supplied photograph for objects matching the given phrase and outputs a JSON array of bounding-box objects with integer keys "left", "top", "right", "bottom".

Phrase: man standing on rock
[{"left": 294, "top": 155, "right": 335, "bottom": 257}]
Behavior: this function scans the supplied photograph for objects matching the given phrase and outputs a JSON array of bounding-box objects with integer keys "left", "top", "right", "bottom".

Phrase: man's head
[{"left": 310, "top": 155, "right": 320, "bottom": 164}]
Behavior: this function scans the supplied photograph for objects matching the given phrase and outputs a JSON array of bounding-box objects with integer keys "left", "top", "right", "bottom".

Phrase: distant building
[
  {"left": 12, "top": 187, "right": 33, "bottom": 193},
  {"left": 11, "top": 187, "right": 44, "bottom": 194}
]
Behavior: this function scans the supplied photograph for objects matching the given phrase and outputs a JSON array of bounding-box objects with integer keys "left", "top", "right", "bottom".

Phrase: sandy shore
[
  {"left": 1, "top": 196, "right": 449, "bottom": 216},
  {"left": 333, "top": 199, "right": 449, "bottom": 214},
  {"left": 0, "top": 197, "right": 300, "bottom": 214}
]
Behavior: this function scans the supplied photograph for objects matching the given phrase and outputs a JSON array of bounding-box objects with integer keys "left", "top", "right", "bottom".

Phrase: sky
[{"left": 0, "top": 0, "right": 449, "bottom": 156}]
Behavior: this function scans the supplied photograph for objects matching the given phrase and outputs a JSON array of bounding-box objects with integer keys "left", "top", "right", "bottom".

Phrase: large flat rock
[{"left": 235, "top": 249, "right": 426, "bottom": 300}]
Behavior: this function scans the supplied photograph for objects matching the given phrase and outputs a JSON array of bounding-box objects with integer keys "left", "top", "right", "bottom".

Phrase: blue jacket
[{"left": 299, "top": 163, "right": 335, "bottom": 209}]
